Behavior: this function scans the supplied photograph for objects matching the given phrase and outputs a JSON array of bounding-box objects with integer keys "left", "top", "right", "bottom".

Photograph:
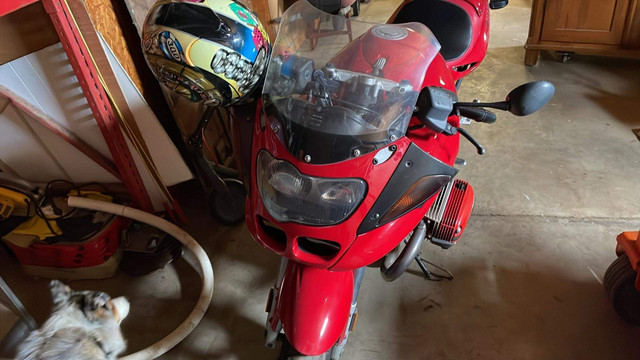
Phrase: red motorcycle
[{"left": 233, "top": 0, "right": 555, "bottom": 358}]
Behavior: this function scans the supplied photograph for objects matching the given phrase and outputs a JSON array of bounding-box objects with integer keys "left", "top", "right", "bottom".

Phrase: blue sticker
[
  {"left": 237, "top": 25, "right": 258, "bottom": 61},
  {"left": 159, "top": 31, "right": 183, "bottom": 62}
]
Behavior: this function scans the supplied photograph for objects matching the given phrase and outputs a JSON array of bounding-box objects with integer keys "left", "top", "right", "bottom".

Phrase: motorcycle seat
[{"left": 392, "top": 0, "right": 472, "bottom": 61}]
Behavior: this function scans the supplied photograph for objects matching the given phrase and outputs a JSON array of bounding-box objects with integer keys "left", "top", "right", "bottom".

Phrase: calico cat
[{"left": 16, "top": 280, "right": 129, "bottom": 360}]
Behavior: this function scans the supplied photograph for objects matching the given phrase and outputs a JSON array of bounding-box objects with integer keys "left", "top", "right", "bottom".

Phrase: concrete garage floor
[{"left": 2, "top": 0, "right": 640, "bottom": 359}]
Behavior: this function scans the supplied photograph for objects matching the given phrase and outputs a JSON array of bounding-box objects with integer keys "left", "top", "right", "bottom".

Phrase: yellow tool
[{"left": 0, "top": 187, "right": 30, "bottom": 219}]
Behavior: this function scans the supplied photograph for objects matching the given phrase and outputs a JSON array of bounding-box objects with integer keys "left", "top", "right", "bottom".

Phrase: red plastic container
[{"left": 4, "top": 216, "right": 122, "bottom": 268}]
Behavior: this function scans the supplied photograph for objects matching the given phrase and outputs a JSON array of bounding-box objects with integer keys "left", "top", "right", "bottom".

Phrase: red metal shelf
[{"left": 41, "top": 0, "right": 154, "bottom": 212}]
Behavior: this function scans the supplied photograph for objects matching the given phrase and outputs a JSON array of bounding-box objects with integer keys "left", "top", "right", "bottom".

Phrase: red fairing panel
[
  {"left": 246, "top": 54, "right": 461, "bottom": 271},
  {"left": 246, "top": 100, "right": 415, "bottom": 269},
  {"left": 278, "top": 261, "right": 354, "bottom": 355}
]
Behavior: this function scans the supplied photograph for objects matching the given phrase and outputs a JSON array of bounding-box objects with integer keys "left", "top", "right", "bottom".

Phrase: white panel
[
  {"left": 0, "top": 104, "right": 67, "bottom": 181},
  {"left": 100, "top": 34, "right": 192, "bottom": 187},
  {"left": 0, "top": 40, "right": 192, "bottom": 210},
  {"left": 8, "top": 44, "right": 113, "bottom": 160},
  {"left": 22, "top": 112, "right": 119, "bottom": 183}
]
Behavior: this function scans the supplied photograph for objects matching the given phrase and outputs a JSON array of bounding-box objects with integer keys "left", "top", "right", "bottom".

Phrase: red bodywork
[
  {"left": 276, "top": 262, "right": 354, "bottom": 355},
  {"left": 247, "top": 59, "right": 459, "bottom": 356},
  {"left": 245, "top": 7, "right": 487, "bottom": 353},
  {"left": 3, "top": 217, "right": 122, "bottom": 268},
  {"left": 388, "top": 0, "right": 490, "bottom": 81}
]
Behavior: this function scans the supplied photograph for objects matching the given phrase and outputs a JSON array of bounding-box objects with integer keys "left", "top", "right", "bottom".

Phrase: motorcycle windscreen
[{"left": 262, "top": 0, "right": 440, "bottom": 164}]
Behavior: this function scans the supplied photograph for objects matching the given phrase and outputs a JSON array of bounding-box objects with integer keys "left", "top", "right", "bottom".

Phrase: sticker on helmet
[
  {"left": 229, "top": 2, "right": 256, "bottom": 26},
  {"left": 159, "top": 31, "right": 183, "bottom": 62},
  {"left": 252, "top": 27, "right": 266, "bottom": 51},
  {"left": 210, "top": 46, "right": 267, "bottom": 97}
]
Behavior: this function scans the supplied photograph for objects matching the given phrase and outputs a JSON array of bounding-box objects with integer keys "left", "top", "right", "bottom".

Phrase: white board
[{"left": 0, "top": 41, "right": 193, "bottom": 210}]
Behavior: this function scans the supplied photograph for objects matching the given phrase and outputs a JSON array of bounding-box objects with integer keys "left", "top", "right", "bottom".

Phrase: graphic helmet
[{"left": 142, "top": 0, "right": 271, "bottom": 106}]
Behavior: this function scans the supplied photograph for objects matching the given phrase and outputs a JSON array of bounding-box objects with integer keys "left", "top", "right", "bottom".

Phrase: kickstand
[{"left": 414, "top": 256, "right": 454, "bottom": 281}]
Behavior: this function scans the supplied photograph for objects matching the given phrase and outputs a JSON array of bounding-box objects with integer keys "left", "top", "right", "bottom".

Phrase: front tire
[
  {"left": 278, "top": 338, "right": 330, "bottom": 360},
  {"left": 208, "top": 179, "right": 246, "bottom": 226},
  {"left": 604, "top": 253, "right": 640, "bottom": 325}
]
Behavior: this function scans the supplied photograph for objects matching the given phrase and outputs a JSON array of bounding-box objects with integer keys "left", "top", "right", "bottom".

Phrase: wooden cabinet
[{"left": 525, "top": 0, "right": 640, "bottom": 65}]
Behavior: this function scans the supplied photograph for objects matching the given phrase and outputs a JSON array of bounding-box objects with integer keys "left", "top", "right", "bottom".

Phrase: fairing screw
[
  {"left": 390, "top": 145, "right": 397, "bottom": 151},
  {"left": 372, "top": 158, "right": 378, "bottom": 165},
  {"left": 374, "top": 213, "right": 380, "bottom": 219},
  {"left": 353, "top": 149, "right": 361, "bottom": 157},
  {"left": 304, "top": 155, "right": 311, "bottom": 163},
  {"left": 272, "top": 125, "right": 279, "bottom": 133}
]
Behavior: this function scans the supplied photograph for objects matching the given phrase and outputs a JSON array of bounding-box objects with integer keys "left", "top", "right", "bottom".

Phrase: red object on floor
[
  {"left": 4, "top": 217, "right": 123, "bottom": 268},
  {"left": 616, "top": 231, "right": 640, "bottom": 291}
]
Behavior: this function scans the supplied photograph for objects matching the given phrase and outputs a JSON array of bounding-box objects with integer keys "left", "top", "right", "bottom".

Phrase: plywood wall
[{"left": 83, "top": 0, "right": 144, "bottom": 92}]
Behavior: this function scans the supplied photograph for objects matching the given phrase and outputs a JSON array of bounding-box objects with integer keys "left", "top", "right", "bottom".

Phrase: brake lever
[{"left": 457, "top": 127, "right": 485, "bottom": 155}]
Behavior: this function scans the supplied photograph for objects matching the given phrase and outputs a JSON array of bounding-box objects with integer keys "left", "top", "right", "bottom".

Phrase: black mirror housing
[
  {"left": 506, "top": 81, "right": 555, "bottom": 116},
  {"left": 490, "top": 0, "right": 508, "bottom": 10}
]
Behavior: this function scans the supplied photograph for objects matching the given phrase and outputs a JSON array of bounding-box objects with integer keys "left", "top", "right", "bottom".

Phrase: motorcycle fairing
[
  {"left": 358, "top": 142, "right": 458, "bottom": 234},
  {"left": 246, "top": 103, "right": 413, "bottom": 268}
]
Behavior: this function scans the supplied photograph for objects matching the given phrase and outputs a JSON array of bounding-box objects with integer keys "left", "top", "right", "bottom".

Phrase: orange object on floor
[{"left": 616, "top": 231, "right": 640, "bottom": 291}]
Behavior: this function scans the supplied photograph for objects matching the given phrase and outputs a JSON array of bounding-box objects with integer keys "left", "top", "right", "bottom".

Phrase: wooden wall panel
[
  {"left": 0, "top": 2, "right": 59, "bottom": 65},
  {"left": 246, "top": 0, "right": 275, "bottom": 40},
  {"left": 83, "top": 0, "right": 144, "bottom": 92}
]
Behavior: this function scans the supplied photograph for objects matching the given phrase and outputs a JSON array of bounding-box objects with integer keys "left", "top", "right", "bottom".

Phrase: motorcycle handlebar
[{"left": 457, "top": 106, "right": 497, "bottom": 124}]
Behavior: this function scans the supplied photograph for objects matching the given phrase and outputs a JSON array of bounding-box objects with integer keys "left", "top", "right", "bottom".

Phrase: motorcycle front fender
[{"left": 277, "top": 261, "right": 354, "bottom": 356}]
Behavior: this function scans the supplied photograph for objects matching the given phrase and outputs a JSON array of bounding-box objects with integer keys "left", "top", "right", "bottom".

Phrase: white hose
[{"left": 67, "top": 196, "right": 214, "bottom": 360}]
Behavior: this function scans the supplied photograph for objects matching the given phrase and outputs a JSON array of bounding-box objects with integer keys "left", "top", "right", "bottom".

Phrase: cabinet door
[{"left": 541, "top": 0, "right": 630, "bottom": 45}]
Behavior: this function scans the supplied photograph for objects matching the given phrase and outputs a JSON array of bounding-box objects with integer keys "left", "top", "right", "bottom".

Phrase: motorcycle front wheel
[
  {"left": 208, "top": 178, "right": 246, "bottom": 226},
  {"left": 278, "top": 339, "right": 330, "bottom": 360}
]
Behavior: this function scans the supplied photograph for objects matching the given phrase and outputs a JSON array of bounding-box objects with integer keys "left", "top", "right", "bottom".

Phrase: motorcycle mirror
[
  {"left": 506, "top": 81, "right": 555, "bottom": 116},
  {"left": 489, "top": 0, "right": 508, "bottom": 10}
]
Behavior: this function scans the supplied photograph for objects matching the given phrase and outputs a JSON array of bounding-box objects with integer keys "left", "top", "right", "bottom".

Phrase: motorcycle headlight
[{"left": 256, "top": 151, "right": 367, "bottom": 225}]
